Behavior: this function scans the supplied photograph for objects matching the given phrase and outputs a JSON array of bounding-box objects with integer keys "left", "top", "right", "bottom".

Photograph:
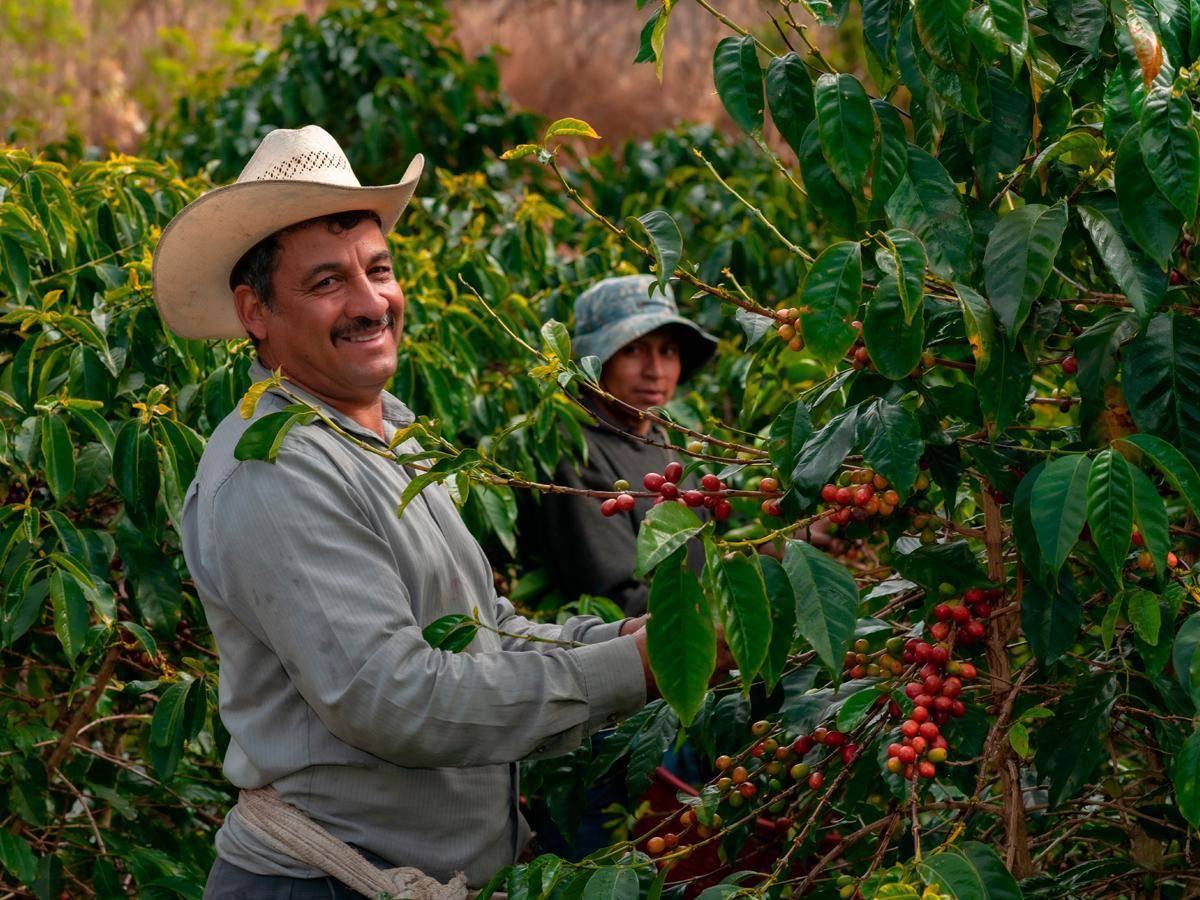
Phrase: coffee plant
[{"left": 5, "top": 0, "right": 1200, "bottom": 897}]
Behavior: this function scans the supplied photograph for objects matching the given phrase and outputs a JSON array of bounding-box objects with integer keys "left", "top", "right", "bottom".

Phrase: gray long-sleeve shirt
[{"left": 181, "top": 362, "right": 647, "bottom": 886}]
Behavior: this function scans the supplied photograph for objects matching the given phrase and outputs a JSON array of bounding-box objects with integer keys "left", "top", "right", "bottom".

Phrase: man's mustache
[{"left": 332, "top": 310, "right": 396, "bottom": 341}]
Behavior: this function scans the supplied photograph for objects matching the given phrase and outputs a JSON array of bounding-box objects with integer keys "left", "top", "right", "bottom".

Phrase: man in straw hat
[{"left": 155, "top": 126, "right": 674, "bottom": 897}]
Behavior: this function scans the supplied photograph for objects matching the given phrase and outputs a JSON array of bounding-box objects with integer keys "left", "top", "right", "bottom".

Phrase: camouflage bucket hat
[{"left": 572, "top": 275, "right": 718, "bottom": 381}]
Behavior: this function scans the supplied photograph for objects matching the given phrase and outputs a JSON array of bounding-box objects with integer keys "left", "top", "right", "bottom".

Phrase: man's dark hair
[{"left": 228, "top": 209, "right": 384, "bottom": 310}]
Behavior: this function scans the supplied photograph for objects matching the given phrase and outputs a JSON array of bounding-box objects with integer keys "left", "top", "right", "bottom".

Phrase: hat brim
[
  {"left": 575, "top": 311, "right": 718, "bottom": 381},
  {"left": 152, "top": 155, "right": 424, "bottom": 340}
]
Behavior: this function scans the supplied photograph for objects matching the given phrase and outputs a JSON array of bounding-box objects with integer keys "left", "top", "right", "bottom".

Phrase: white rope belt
[{"left": 235, "top": 787, "right": 473, "bottom": 900}]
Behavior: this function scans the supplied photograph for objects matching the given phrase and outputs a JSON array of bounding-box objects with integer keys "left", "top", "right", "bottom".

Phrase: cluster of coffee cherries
[
  {"left": 930, "top": 585, "right": 1000, "bottom": 647},
  {"left": 599, "top": 461, "right": 739, "bottom": 521},
  {"left": 774, "top": 306, "right": 803, "bottom": 352},
  {"left": 1130, "top": 529, "right": 1181, "bottom": 571},
  {"left": 819, "top": 468, "right": 909, "bottom": 526}
]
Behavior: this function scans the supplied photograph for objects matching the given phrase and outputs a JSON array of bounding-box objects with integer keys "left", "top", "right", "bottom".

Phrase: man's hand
[
  {"left": 619, "top": 614, "right": 648, "bottom": 636},
  {"left": 629, "top": 625, "right": 660, "bottom": 699}
]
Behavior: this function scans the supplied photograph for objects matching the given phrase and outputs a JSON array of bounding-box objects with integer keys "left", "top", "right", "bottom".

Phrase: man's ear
[{"left": 233, "top": 285, "right": 270, "bottom": 343}]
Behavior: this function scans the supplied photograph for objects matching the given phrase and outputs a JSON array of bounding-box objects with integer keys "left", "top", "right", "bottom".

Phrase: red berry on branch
[
  {"left": 644, "top": 472, "right": 665, "bottom": 492},
  {"left": 942, "top": 677, "right": 962, "bottom": 698},
  {"left": 703, "top": 495, "right": 717, "bottom": 509},
  {"left": 905, "top": 682, "right": 922, "bottom": 699},
  {"left": 714, "top": 499, "right": 733, "bottom": 521},
  {"left": 793, "top": 735, "right": 815, "bottom": 755},
  {"left": 616, "top": 493, "right": 636, "bottom": 512},
  {"left": 832, "top": 507, "right": 852, "bottom": 525},
  {"left": 759, "top": 476, "right": 780, "bottom": 493},
  {"left": 914, "top": 694, "right": 934, "bottom": 710},
  {"left": 887, "top": 743, "right": 903, "bottom": 758},
  {"left": 912, "top": 705, "right": 929, "bottom": 724},
  {"left": 807, "top": 772, "right": 824, "bottom": 790},
  {"left": 835, "top": 487, "right": 853, "bottom": 505},
  {"left": 1062, "top": 355, "right": 1078, "bottom": 375},
  {"left": 960, "top": 662, "right": 978, "bottom": 680},
  {"left": 841, "top": 743, "right": 859, "bottom": 765},
  {"left": 886, "top": 757, "right": 904, "bottom": 774},
  {"left": 923, "top": 675, "right": 943, "bottom": 694},
  {"left": 914, "top": 642, "right": 933, "bottom": 663},
  {"left": 664, "top": 462, "right": 684, "bottom": 483},
  {"left": 910, "top": 735, "right": 927, "bottom": 754},
  {"left": 951, "top": 700, "right": 966, "bottom": 718},
  {"left": 821, "top": 484, "right": 839, "bottom": 502},
  {"left": 964, "top": 588, "right": 983, "bottom": 604},
  {"left": 934, "top": 603, "right": 952, "bottom": 621},
  {"left": 738, "top": 782, "right": 757, "bottom": 798},
  {"left": 601, "top": 498, "right": 619, "bottom": 517},
  {"left": 898, "top": 745, "right": 916, "bottom": 764},
  {"left": 888, "top": 700, "right": 903, "bottom": 719},
  {"left": 763, "top": 499, "right": 784, "bottom": 517},
  {"left": 930, "top": 622, "right": 950, "bottom": 641},
  {"left": 701, "top": 474, "right": 722, "bottom": 492},
  {"left": 900, "top": 720, "right": 919, "bottom": 738},
  {"left": 933, "top": 696, "right": 952, "bottom": 713},
  {"left": 683, "top": 490, "right": 705, "bottom": 508},
  {"left": 1132, "top": 531, "right": 1145, "bottom": 547},
  {"left": 824, "top": 731, "right": 847, "bottom": 747},
  {"left": 813, "top": 726, "right": 829, "bottom": 743},
  {"left": 660, "top": 482, "right": 679, "bottom": 500},
  {"left": 919, "top": 722, "right": 940, "bottom": 740},
  {"left": 930, "top": 645, "right": 949, "bottom": 665},
  {"left": 716, "top": 755, "right": 732, "bottom": 770},
  {"left": 918, "top": 761, "right": 937, "bottom": 779},
  {"left": 950, "top": 605, "right": 971, "bottom": 625},
  {"left": 973, "top": 602, "right": 992, "bottom": 619},
  {"left": 853, "top": 485, "right": 875, "bottom": 506},
  {"left": 934, "top": 710, "right": 950, "bottom": 725},
  {"left": 965, "top": 620, "right": 986, "bottom": 641}
]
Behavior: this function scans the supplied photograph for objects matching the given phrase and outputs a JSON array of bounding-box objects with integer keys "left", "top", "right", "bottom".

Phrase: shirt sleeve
[
  {"left": 208, "top": 436, "right": 647, "bottom": 768},
  {"left": 536, "top": 459, "right": 649, "bottom": 616},
  {"left": 492, "top": 596, "right": 625, "bottom": 648}
]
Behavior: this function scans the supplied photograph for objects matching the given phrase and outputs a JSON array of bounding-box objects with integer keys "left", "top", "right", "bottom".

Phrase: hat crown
[
  {"left": 236, "top": 125, "right": 361, "bottom": 188},
  {"left": 574, "top": 274, "right": 677, "bottom": 340}
]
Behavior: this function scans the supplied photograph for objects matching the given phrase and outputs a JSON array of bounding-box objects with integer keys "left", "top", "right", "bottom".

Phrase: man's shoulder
[{"left": 194, "top": 392, "right": 342, "bottom": 505}]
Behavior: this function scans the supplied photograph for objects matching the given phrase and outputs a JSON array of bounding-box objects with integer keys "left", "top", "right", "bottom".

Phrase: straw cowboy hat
[{"left": 152, "top": 125, "right": 424, "bottom": 340}]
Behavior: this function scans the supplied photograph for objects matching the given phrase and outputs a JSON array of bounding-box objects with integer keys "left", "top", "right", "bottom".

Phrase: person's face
[
  {"left": 235, "top": 219, "right": 404, "bottom": 408},
  {"left": 599, "top": 327, "right": 682, "bottom": 411}
]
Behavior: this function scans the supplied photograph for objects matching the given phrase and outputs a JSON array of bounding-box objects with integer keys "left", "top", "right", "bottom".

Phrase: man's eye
[
  {"left": 313, "top": 276, "right": 335, "bottom": 290},
  {"left": 370, "top": 266, "right": 394, "bottom": 278}
]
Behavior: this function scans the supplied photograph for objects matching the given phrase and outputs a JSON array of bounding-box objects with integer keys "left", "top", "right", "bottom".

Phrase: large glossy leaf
[
  {"left": 973, "top": 66, "right": 1033, "bottom": 194},
  {"left": 112, "top": 420, "right": 160, "bottom": 524},
  {"left": 856, "top": 399, "right": 923, "bottom": 498},
  {"left": 234, "top": 409, "right": 316, "bottom": 463},
  {"left": 1076, "top": 204, "right": 1164, "bottom": 321},
  {"left": 39, "top": 414, "right": 74, "bottom": 503},
  {"left": 765, "top": 52, "right": 814, "bottom": 157},
  {"left": 767, "top": 398, "right": 813, "bottom": 479},
  {"left": 1086, "top": 449, "right": 1134, "bottom": 580},
  {"left": 883, "top": 228, "right": 926, "bottom": 323},
  {"left": 800, "top": 120, "right": 858, "bottom": 235},
  {"left": 870, "top": 101, "right": 908, "bottom": 216},
  {"left": 1139, "top": 80, "right": 1200, "bottom": 221},
  {"left": 1115, "top": 128, "right": 1183, "bottom": 269},
  {"left": 800, "top": 241, "right": 862, "bottom": 369},
  {"left": 862, "top": 0, "right": 899, "bottom": 63},
  {"left": 914, "top": 0, "right": 969, "bottom": 68},
  {"left": 1022, "top": 568, "right": 1082, "bottom": 665},
  {"left": 886, "top": 145, "right": 974, "bottom": 281},
  {"left": 1074, "top": 311, "right": 1139, "bottom": 406},
  {"left": 983, "top": 202, "right": 1068, "bottom": 343},
  {"left": 782, "top": 539, "right": 858, "bottom": 678},
  {"left": 706, "top": 548, "right": 771, "bottom": 684},
  {"left": 758, "top": 556, "right": 796, "bottom": 693},
  {"left": 918, "top": 841, "right": 1022, "bottom": 899},
  {"left": 1121, "top": 314, "right": 1200, "bottom": 469},
  {"left": 646, "top": 549, "right": 716, "bottom": 726},
  {"left": 48, "top": 569, "right": 88, "bottom": 662},
  {"left": 790, "top": 406, "right": 861, "bottom": 505},
  {"left": 957, "top": 284, "right": 1033, "bottom": 435},
  {"left": 814, "top": 73, "right": 875, "bottom": 194},
  {"left": 625, "top": 702, "right": 678, "bottom": 798},
  {"left": 1125, "top": 586, "right": 1161, "bottom": 645},
  {"left": 864, "top": 276, "right": 924, "bottom": 380},
  {"left": 713, "top": 35, "right": 764, "bottom": 135},
  {"left": 1129, "top": 464, "right": 1170, "bottom": 579},
  {"left": 1172, "top": 613, "right": 1200, "bottom": 706},
  {"left": 1031, "top": 453, "right": 1092, "bottom": 577},
  {"left": 1034, "top": 674, "right": 1117, "bottom": 806},
  {"left": 635, "top": 502, "right": 704, "bottom": 578},
  {"left": 1173, "top": 727, "right": 1200, "bottom": 827},
  {"left": 1117, "top": 433, "right": 1200, "bottom": 520},
  {"left": 629, "top": 210, "right": 683, "bottom": 292},
  {"left": 1046, "top": 0, "right": 1106, "bottom": 56},
  {"left": 582, "top": 868, "right": 640, "bottom": 900}
]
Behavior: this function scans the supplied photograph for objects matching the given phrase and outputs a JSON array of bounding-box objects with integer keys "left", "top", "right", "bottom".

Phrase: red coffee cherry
[
  {"left": 644, "top": 472, "right": 665, "bottom": 492},
  {"left": 807, "top": 771, "right": 824, "bottom": 790},
  {"left": 682, "top": 490, "right": 705, "bottom": 508},
  {"left": 714, "top": 499, "right": 732, "bottom": 521},
  {"left": 616, "top": 493, "right": 636, "bottom": 512},
  {"left": 701, "top": 474, "right": 722, "bottom": 492},
  {"left": 601, "top": 498, "right": 619, "bottom": 517},
  {"left": 660, "top": 482, "right": 679, "bottom": 500},
  {"left": 918, "top": 760, "right": 937, "bottom": 779},
  {"left": 664, "top": 461, "right": 684, "bottom": 483}
]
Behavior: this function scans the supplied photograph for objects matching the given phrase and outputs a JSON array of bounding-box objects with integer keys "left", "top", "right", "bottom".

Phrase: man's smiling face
[{"left": 236, "top": 217, "right": 404, "bottom": 411}]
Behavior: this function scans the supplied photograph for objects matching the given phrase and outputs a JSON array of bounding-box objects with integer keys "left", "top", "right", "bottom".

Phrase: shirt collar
[{"left": 248, "top": 359, "right": 416, "bottom": 447}]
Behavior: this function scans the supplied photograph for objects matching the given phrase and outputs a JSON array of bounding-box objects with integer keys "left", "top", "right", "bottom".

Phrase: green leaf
[
  {"left": 836, "top": 688, "right": 879, "bottom": 732},
  {"left": 1121, "top": 314, "right": 1200, "bottom": 470},
  {"left": 863, "top": 275, "right": 924, "bottom": 380},
  {"left": 862, "top": 0, "right": 898, "bottom": 64},
  {"left": 1172, "top": 613, "right": 1200, "bottom": 706},
  {"left": 422, "top": 613, "right": 478, "bottom": 652},
  {"left": 918, "top": 841, "right": 1022, "bottom": 899},
  {"left": 1125, "top": 587, "right": 1161, "bottom": 645},
  {"left": 1085, "top": 449, "right": 1134, "bottom": 580},
  {"left": 1101, "top": 594, "right": 1123, "bottom": 650},
  {"left": 1032, "top": 130, "right": 1104, "bottom": 177},
  {"left": 706, "top": 550, "right": 771, "bottom": 684},
  {"left": 1009, "top": 722, "right": 1031, "bottom": 758},
  {"left": 581, "top": 867, "right": 639, "bottom": 900},
  {"left": 499, "top": 144, "right": 542, "bottom": 162},
  {"left": 0, "top": 235, "right": 31, "bottom": 304},
  {"left": 1022, "top": 568, "right": 1082, "bottom": 665},
  {"left": 39, "top": 414, "right": 74, "bottom": 503},
  {"left": 957, "top": 283, "right": 1034, "bottom": 435},
  {"left": 712, "top": 35, "right": 764, "bottom": 135},
  {"left": 1129, "top": 464, "right": 1170, "bottom": 579},
  {"left": 767, "top": 398, "right": 813, "bottom": 477},
  {"left": 1030, "top": 453, "right": 1092, "bottom": 577},
  {"left": 791, "top": 406, "right": 860, "bottom": 505},
  {"left": 233, "top": 409, "right": 315, "bottom": 463},
  {"left": 646, "top": 550, "right": 716, "bottom": 726},
  {"left": 635, "top": 502, "right": 704, "bottom": 578},
  {"left": 48, "top": 570, "right": 88, "bottom": 662},
  {"left": 1077, "top": 205, "right": 1163, "bottom": 321},
  {"left": 540, "top": 319, "right": 570, "bottom": 361},
  {"left": 758, "top": 556, "right": 796, "bottom": 693},
  {"left": 800, "top": 120, "right": 858, "bottom": 235},
  {"left": 765, "top": 52, "right": 814, "bottom": 157},
  {"left": 800, "top": 241, "right": 862, "bottom": 369},
  {"left": 914, "top": 0, "right": 969, "bottom": 69},
  {"left": 987, "top": 0, "right": 1028, "bottom": 43},
  {"left": 814, "top": 73, "right": 875, "bottom": 194},
  {"left": 1173, "top": 727, "right": 1200, "bottom": 827},
  {"left": 782, "top": 539, "right": 858, "bottom": 678},
  {"left": 857, "top": 399, "right": 923, "bottom": 497},
  {"left": 1139, "top": 80, "right": 1200, "bottom": 221},
  {"left": 886, "top": 145, "right": 974, "bottom": 281},
  {"left": 629, "top": 210, "right": 683, "bottom": 292},
  {"left": 626, "top": 702, "right": 678, "bottom": 797},
  {"left": 871, "top": 101, "right": 908, "bottom": 216},
  {"left": 983, "top": 202, "right": 1068, "bottom": 343},
  {"left": 1118, "top": 434, "right": 1200, "bottom": 520},
  {"left": 0, "top": 831, "right": 38, "bottom": 887},
  {"left": 1116, "top": 128, "right": 1183, "bottom": 269},
  {"left": 892, "top": 540, "right": 988, "bottom": 594},
  {"left": 1035, "top": 674, "right": 1117, "bottom": 806},
  {"left": 543, "top": 118, "right": 600, "bottom": 141},
  {"left": 883, "top": 228, "right": 926, "bottom": 323}
]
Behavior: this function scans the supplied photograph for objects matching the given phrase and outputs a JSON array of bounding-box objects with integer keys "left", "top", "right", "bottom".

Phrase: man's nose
[
  {"left": 344, "top": 271, "right": 390, "bottom": 320},
  {"left": 644, "top": 351, "right": 669, "bottom": 378}
]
